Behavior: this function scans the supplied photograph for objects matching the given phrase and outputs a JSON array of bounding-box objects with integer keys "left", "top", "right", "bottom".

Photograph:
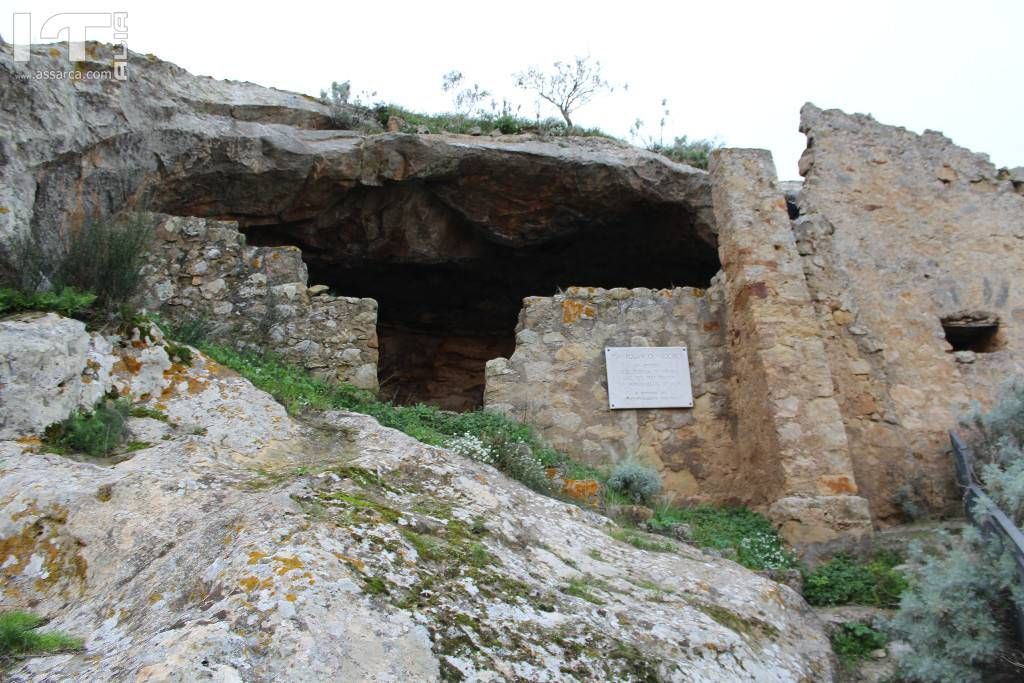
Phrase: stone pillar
[{"left": 710, "top": 149, "right": 872, "bottom": 551}]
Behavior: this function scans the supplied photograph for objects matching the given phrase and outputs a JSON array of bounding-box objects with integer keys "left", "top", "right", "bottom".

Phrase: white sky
[{"left": 3, "top": 0, "right": 1023, "bottom": 179}]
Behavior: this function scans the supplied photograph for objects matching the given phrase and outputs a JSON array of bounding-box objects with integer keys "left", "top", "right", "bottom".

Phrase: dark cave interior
[{"left": 244, "top": 203, "right": 720, "bottom": 410}]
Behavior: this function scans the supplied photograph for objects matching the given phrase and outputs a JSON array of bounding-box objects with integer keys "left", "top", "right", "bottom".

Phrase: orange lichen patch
[
  {"left": 0, "top": 207, "right": 9, "bottom": 214},
  {"left": 259, "top": 577, "right": 274, "bottom": 589},
  {"left": 250, "top": 258, "right": 262, "bottom": 269},
  {"left": 247, "top": 550, "right": 268, "bottom": 565},
  {"left": 48, "top": 48, "right": 60, "bottom": 57},
  {"left": 333, "top": 552, "right": 365, "bottom": 572},
  {"left": 131, "top": 340, "right": 147, "bottom": 349},
  {"left": 15, "top": 435, "right": 42, "bottom": 446},
  {"left": 285, "top": 593, "right": 297, "bottom": 602},
  {"left": 187, "top": 378, "right": 208, "bottom": 395},
  {"left": 122, "top": 355, "right": 143, "bottom": 374},
  {"left": 691, "top": 288, "right": 706, "bottom": 298},
  {"left": 238, "top": 576, "right": 260, "bottom": 592},
  {"left": 561, "top": 300, "right": 596, "bottom": 324},
  {"left": 703, "top": 320, "right": 721, "bottom": 332},
  {"left": 1, "top": 506, "right": 88, "bottom": 597},
  {"left": 818, "top": 475, "right": 858, "bottom": 495},
  {"left": 545, "top": 467, "right": 559, "bottom": 480},
  {"left": 272, "top": 555, "right": 304, "bottom": 575},
  {"left": 148, "top": 593, "right": 163, "bottom": 604},
  {"left": 561, "top": 479, "right": 600, "bottom": 503}
]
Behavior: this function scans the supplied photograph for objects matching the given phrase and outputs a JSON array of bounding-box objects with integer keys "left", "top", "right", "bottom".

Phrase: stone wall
[
  {"left": 137, "top": 215, "right": 379, "bottom": 390},
  {"left": 796, "top": 104, "right": 1024, "bottom": 522},
  {"left": 710, "top": 148, "right": 872, "bottom": 549},
  {"left": 484, "top": 285, "right": 740, "bottom": 503}
]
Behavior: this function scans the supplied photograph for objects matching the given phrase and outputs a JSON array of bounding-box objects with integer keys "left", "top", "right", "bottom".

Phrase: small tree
[
  {"left": 441, "top": 70, "right": 490, "bottom": 117},
  {"left": 513, "top": 56, "right": 610, "bottom": 129}
]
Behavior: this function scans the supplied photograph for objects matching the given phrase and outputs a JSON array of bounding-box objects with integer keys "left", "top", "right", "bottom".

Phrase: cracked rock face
[{"left": 0, "top": 317, "right": 834, "bottom": 682}]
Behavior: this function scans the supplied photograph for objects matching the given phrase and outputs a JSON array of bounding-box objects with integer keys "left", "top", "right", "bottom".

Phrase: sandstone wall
[
  {"left": 710, "top": 149, "right": 872, "bottom": 548},
  {"left": 137, "top": 215, "right": 379, "bottom": 389},
  {"left": 797, "top": 104, "right": 1024, "bottom": 522},
  {"left": 484, "top": 285, "right": 740, "bottom": 503}
]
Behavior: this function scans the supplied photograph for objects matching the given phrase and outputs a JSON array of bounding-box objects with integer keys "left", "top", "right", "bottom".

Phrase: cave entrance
[{"left": 243, "top": 202, "right": 719, "bottom": 411}]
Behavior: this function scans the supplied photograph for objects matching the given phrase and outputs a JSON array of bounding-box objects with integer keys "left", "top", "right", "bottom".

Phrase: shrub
[
  {"left": 647, "top": 136, "right": 722, "bottom": 170},
  {"left": 650, "top": 505, "right": 796, "bottom": 570},
  {"left": 889, "top": 529, "right": 1023, "bottom": 682},
  {"left": 831, "top": 622, "right": 887, "bottom": 667},
  {"left": 3, "top": 213, "right": 154, "bottom": 313},
  {"left": 607, "top": 461, "right": 662, "bottom": 505},
  {"left": 0, "top": 287, "right": 96, "bottom": 317},
  {"left": 46, "top": 399, "right": 130, "bottom": 457},
  {"left": 0, "top": 611, "right": 82, "bottom": 660},
  {"left": 162, "top": 314, "right": 213, "bottom": 347},
  {"left": 802, "top": 551, "right": 907, "bottom": 608}
]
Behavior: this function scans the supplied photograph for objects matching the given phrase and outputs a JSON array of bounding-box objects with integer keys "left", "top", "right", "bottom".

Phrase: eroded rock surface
[{"left": 0, "top": 317, "right": 834, "bottom": 682}]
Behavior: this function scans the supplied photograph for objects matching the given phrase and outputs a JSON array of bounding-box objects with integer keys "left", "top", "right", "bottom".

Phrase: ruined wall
[
  {"left": 796, "top": 104, "right": 1024, "bottom": 523},
  {"left": 484, "top": 285, "right": 740, "bottom": 503},
  {"left": 137, "top": 215, "right": 379, "bottom": 390},
  {"left": 710, "top": 149, "right": 872, "bottom": 549}
]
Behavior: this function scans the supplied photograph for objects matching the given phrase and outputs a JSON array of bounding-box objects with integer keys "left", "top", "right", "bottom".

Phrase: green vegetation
[
  {"left": 199, "top": 344, "right": 569, "bottom": 493},
  {"left": 802, "top": 551, "right": 907, "bottom": 608},
  {"left": 128, "top": 406, "right": 168, "bottom": 422},
  {"left": 649, "top": 505, "right": 796, "bottom": 570},
  {"left": 647, "top": 136, "right": 721, "bottom": 170},
  {"left": 606, "top": 461, "right": 662, "bottom": 505},
  {"left": 4, "top": 214, "right": 154, "bottom": 314},
  {"left": 44, "top": 398, "right": 131, "bottom": 457},
  {"left": 886, "top": 379, "right": 1024, "bottom": 681},
  {"left": 0, "top": 287, "right": 96, "bottom": 317},
  {"left": 373, "top": 103, "right": 611, "bottom": 138},
  {"left": 889, "top": 529, "right": 1019, "bottom": 682},
  {"left": 562, "top": 577, "right": 605, "bottom": 605},
  {"left": 0, "top": 612, "right": 82, "bottom": 662},
  {"left": 608, "top": 528, "right": 675, "bottom": 553},
  {"left": 830, "top": 622, "right": 887, "bottom": 668}
]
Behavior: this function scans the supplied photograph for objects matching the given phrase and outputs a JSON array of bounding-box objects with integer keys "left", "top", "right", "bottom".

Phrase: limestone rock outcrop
[
  {"left": 0, "top": 315, "right": 835, "bottom": 682},
  {"left": 0, "top": 313, "right": 111, "bottom": 439},
  {"left": 0, "top": 42, "right": 713, "bottom": 270}
]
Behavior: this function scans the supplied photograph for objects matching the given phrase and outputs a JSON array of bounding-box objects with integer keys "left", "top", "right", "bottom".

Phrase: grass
[
  {"left": 830, "top": 622, "right": 887, "bottom": 668},
  {"left": 646, "top": 136, "right": 722, "bottom": 170},
  {"left": 0, "top": 612, "right": 82, "bottom": 662},
  {"left": 373, "top": 103, "right": 614, "bottom": 139},
  {"left": 802, "top": 551, "right": 908, "bottom": 608},
  {"left": 198, "top": 344, "right": 585, "bottom": 494},
  {"left": 649, "top": 505, "right": 797, "bottom": 570},
  {"left": 562, "top": 578, "right": 606, "bottom": 605},
  {"left": 0, "top": 287, "right": 96, "bottom": 317},
  {"left": 608, "top": 528, "right": 676, "bottom": 553}
]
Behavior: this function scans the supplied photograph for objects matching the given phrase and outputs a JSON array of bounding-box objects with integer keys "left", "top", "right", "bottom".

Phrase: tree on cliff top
[{"left": 514, "top": 56, "right": 611, "bottom": 129}]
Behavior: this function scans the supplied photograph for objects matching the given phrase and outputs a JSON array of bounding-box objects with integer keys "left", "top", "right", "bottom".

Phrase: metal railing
[{"left": 949, "top": 430, "right": 1024, "bottom": 640}]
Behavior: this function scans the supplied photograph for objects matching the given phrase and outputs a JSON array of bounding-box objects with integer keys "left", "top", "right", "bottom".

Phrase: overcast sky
[{"left": 3, "top": 1, "right": 1022, "bottom": 179}]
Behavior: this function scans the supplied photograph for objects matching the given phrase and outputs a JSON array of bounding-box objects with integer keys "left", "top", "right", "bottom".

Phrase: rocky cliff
[{"left": 0, "top": 314, "right": 834, "bottom": 681}]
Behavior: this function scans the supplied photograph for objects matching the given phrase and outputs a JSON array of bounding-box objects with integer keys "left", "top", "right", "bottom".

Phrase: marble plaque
[{"left": 605, "top": 346, "right": 693, "bottom": 409}]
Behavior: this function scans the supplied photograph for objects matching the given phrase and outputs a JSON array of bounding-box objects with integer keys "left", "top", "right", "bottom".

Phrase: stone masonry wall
[
  {"left": 137, "top": 215, "right": 379, "bottom": 390},
  {"left": 484, "top": 285, "right": 741, "bottom": 503},
  {"left": 710, "top": 148, "right": 872, "bottom": 549},
  {"left": 796, "top": 104, "right": 1024, "bottom": 523}
]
